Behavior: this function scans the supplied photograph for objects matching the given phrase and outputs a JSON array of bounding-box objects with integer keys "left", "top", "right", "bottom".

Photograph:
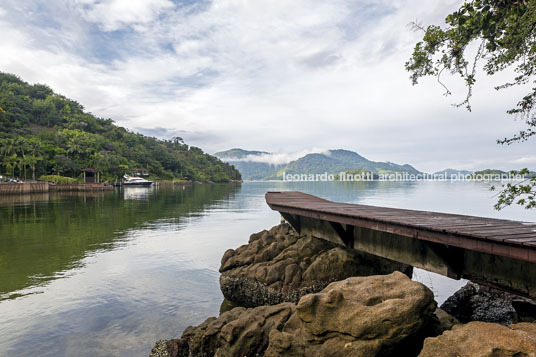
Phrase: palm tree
[
  {"left": 0, "top": 138, "right": 16, "bottom": 158},
  {"left": 15, "top": 137, "right": 28, "bottom": 156},
  {"left": 15, "top": 155, "right": 23, "bottom": 179},
  {"left": 23, "top": 154, "right": 42, "bottom": 180},
  {"left": 26, "top": 138, "right": 43, "bottom": 156},
  {"left": 2, "top": 154, "right": 17, "bottom": 177},
  {"left": 25, "top": 139, "right": 43, "bottom": 180}
]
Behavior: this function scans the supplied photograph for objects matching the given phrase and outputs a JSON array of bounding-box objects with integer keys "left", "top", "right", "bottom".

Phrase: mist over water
[{"left": 0, "top": 181, "right": 533, "bottom": 356}]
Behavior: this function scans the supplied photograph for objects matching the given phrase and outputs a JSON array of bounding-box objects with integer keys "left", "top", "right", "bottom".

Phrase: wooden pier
[{"left": 266, "top": 191, "right": 536, "bottom": 298}]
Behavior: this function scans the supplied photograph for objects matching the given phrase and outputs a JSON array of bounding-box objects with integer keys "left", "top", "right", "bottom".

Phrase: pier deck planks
[{"left": 266, "top": 191, "right": 536, "bottom": 262}]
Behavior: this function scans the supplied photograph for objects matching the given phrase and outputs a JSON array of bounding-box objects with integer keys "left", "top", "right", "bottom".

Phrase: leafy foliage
[
  {"left": 406, "top": 0, "right": 536, "bottom": 209},
  {"left": 0, "top": 72, "right": 241, "bottom": 182},
  {"left": 39, "top": 175, "right": 79, "bottom": 185},
  {"left": 491, "top": 168, "right": 536, "bottom": 209}
]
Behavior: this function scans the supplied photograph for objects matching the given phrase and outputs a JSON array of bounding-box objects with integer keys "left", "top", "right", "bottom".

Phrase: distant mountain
[
  {"left": 215, "top": 148, "right": 421, "bottom": 180},
  {"left": 214, "top": 148, "right": 270, "bottom": 159},
  {"left": 214, "top": 149, "right": 283, "bottom": 180},
  {"left": 433, "top": 168, "right": 473, "bottom": 178},
  {"left": 471, "top": 169, "right": 508, "bottom": 177},
  {"left": 281, "top": 150, "right": 420, "bottom": 177}
]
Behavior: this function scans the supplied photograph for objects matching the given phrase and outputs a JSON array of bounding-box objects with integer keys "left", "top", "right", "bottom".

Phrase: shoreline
[{"left": 0, "top": 180, "right": 242, "bottom": 195}]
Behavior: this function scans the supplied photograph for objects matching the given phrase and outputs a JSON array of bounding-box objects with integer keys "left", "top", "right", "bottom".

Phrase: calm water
[{"left": 0, "top": 181, "right": 534, "bottom": 356}]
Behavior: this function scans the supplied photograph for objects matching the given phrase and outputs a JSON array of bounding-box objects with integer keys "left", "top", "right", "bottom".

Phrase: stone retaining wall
[
  {"left": 0, "top": 182, "right": 49, "bottom": 194},
  {"left": 0, "top": 182, "right": 112, "bottom": 194},
  {"left": 49, "top": 184, "right": 113, "bottom": 192}
]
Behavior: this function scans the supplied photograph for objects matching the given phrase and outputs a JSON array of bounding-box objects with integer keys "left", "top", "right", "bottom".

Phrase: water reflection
[
  {"left": 123, "top": 186, "right": 154, "bottom": 201},
  {"left": 0, "top": 184, "right": 240, "bottom": 300}
]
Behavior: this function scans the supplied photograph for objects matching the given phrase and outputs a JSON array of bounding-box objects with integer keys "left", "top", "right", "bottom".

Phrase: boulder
[
  {"left": 152, "top": 272, "right": 437, "bottom": 357},
  {"left": 150, "top": 303, "right": 296, "bottom": 357},
  {"left": 441, "top": 282, "right": 536, "bottom": 325},
  {"left": 220, "top": 223, "right": 412, "bottom": 307},
  {"left": 419, "top": 321, "right": 536, "bottom": 357},
  {"left": 265, "top": 271, "right": 437, "bottom": 357}
]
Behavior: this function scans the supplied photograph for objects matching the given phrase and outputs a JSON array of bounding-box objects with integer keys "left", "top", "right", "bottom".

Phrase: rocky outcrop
[
  {"left": 219, "top": 223, "right": 412, "bottom": 307},
  {"left": 441, "top": 282, "right": 536, "bottom": 325},
  {"left": 419, "top": 321, "right": 536, "bottom": 357},
  {"left": 152, "top": 272, "right": 437, "bottom": 357},
  {"left": 265, "top": 271, "right": 437, "bottom": 357},
  {"left": 151, "top": 303, "right": 296, "bottom": 357}
]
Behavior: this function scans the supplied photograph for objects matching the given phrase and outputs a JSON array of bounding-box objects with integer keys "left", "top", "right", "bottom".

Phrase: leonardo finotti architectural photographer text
[{"left": 282, "top": 172, "right": 525, "bottom": 182}]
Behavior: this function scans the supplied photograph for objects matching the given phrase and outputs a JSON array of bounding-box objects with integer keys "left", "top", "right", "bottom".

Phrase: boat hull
[{"left": 122, "top": 181, "right": 153, "bottom": 186}]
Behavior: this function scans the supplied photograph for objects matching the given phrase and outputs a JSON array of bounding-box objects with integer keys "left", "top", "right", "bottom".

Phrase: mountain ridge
[
  {"left": 432, "top": 168, "right": 473, "bottom": 178},
  {"left": 215, "top": 148, "right": 421, "bottom": 180}
]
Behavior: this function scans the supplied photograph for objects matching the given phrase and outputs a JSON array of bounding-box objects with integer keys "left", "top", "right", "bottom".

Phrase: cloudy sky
[{"left": 0, "top": 0, "right": 533, "bottom": 172}]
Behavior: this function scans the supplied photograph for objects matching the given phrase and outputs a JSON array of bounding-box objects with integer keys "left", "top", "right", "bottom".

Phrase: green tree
[
  {"left": 23, "top": 154, "right": 42, "bottom": 180},
  {"left": 406, "top": 0, "right": 536, "bottom": 209},
  {"left": 14, "top": 155, "right": 23, "bottom": 178},
  {"left": 2, "top": 154, "right": 17, "bottom": 177},
  {"left": 0, "top": 137, "right": 17, "bottom": 158},
  {"left": 52, "top": 154, "right": 76, "bottom": 176}
]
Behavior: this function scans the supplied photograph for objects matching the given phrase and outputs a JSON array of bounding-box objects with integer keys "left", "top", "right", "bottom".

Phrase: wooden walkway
[{"left": 266, "top": 191, "right": 536, "bottom": 263}]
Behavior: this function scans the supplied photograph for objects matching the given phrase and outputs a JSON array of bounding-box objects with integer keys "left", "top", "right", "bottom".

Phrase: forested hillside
[{"left": 0, "top": 73, "right": 241, "bottom": 182}]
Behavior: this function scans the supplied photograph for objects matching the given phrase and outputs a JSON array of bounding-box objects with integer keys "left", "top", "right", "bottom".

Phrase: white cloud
[
  {"left": 221, "top": 148, "right": 330, "bottom": 165},
  {"left": 513, "top": 156, "right": 536, "bottom": 165},
  {"left": 0, "top": 0, "right": 533, "bottom": 173},
  {"left": 76, "top": 0, "right": 174, "bottom": 31}
]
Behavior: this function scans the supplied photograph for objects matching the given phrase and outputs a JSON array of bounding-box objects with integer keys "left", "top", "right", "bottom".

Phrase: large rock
[
  {"left": 441, "top": 282, "right": 536, "bottom": 325},
  {"left": 220, "top": 223, "right": 412, "bottom": 307},
  {"left": 419, "top": 321, "right": 536, "bottom": 357},
  {"left": 265, "top": 271, "right": 437, "bottom": 357},
  {"left": 150, "top": 303, "right": 296, "bottom": 357},
  {"left": 152, "top": 272, "right": 436, "bottom": 357}
]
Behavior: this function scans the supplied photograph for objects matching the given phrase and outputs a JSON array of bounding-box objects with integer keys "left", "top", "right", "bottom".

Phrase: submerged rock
[
  {"left": 151, "top": 272, "right": 436, "bottom": 357},
  {"left": 441, "top": 282, "right": 536, "bottom": 325},
  {"left": 419, "top": 321, "right": 536, "bottom": 357},
  {"left": 265, "top": 271, "right": 437, "bottom": 357},
  {"left": 219, "top": 223, "right": 412, "bottom": 307}
]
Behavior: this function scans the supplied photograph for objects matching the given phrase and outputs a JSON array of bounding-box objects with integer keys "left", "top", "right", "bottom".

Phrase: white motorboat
[{"left": 123, "top": 174, "right": 153, "bottom": 186}]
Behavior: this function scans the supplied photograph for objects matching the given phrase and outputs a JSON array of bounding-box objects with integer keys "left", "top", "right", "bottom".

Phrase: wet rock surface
[
  {"left": 419, "top": 321, "right": 536, "bottom": 357},
  {"left": 219, "top": 223, "right": 412, "bottom": 307},
  {"left": 441, "top": 282, "right": 536, "bottom": 325}
]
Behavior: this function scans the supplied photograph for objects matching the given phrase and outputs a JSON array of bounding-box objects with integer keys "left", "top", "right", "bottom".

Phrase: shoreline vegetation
[
  {"left": 0, "top": 72, "right": 241, "bottom": 185},
  {"left": 151, "top": 223, "right": 536, "bottom": 357}
]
